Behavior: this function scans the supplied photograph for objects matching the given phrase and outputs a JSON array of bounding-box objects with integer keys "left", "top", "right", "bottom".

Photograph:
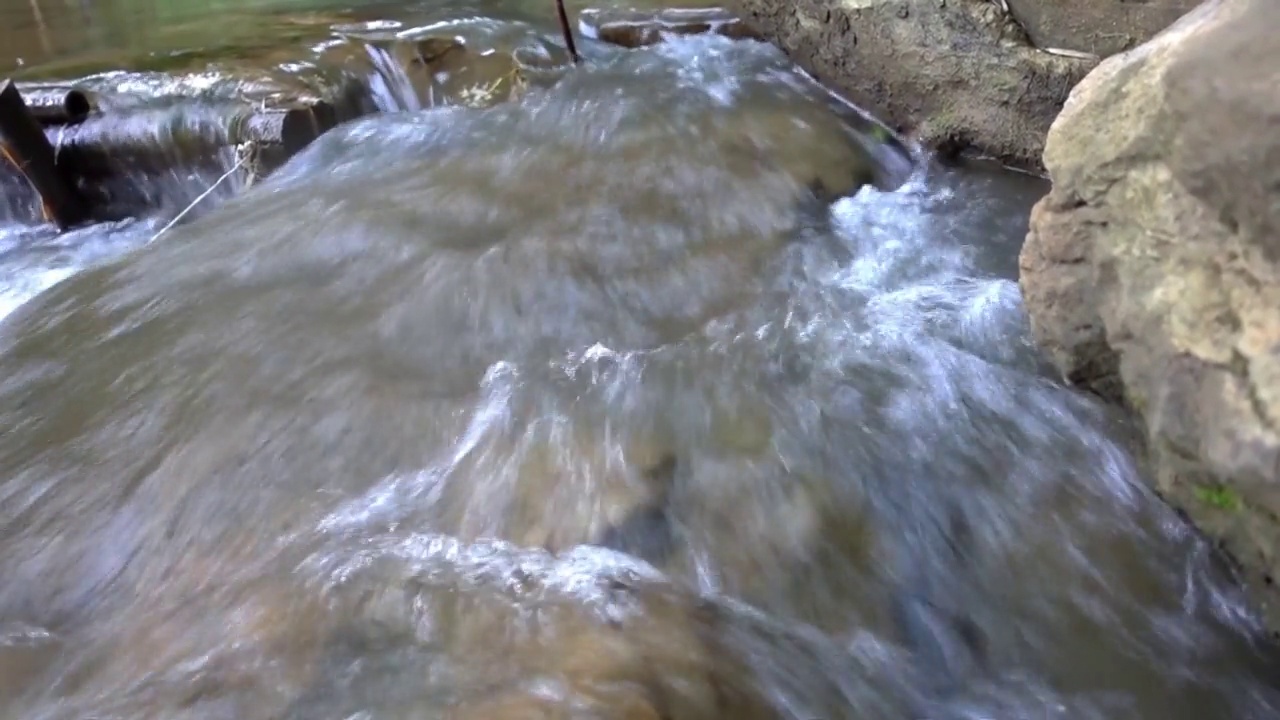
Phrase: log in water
[
  {"left": 0, "top": 80, "right": 90, "bottom": 229},
  {"left": 12, "top": 83, "right": 98, "bottom": 126},
  {"left": 7, "top": 101, "right": 335, "bottom": 221},
  {"left": 45, "top": 103, "right": 331, "bottom": 174},
  {"left": 237, "top": 103, "right": 337, "bottom": 155}
]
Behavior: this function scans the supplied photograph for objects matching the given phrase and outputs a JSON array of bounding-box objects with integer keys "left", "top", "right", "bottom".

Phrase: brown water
[{"left": 2, "top": 2, "right": 1280, "bottom": 720}]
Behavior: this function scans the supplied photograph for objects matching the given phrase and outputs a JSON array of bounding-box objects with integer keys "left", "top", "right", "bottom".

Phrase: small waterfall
[
  {"left": 0, "top": 101, "right": 255, "bottom": 227},
  {"left": 363, "top": 43, "right": 427, "bottom": 113},
  {"left": 0, "top": 102, "right": 252, "bottom": 320}
]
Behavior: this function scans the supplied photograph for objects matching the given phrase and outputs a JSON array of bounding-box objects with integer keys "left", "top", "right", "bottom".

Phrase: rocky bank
[
  {"left": 728, "top": 0, "right": 1197, "bottom": 170},
  {"left": 1020, "top": 0, "right": 1280, "bottom": 632}
]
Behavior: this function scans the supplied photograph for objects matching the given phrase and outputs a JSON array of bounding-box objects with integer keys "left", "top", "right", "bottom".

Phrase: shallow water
[
  {"left": 2, "top": 5, "right": 1280, "bottom": 720},
  {"left": 0, "top": 0, "right": 720, "bottom": 76}
]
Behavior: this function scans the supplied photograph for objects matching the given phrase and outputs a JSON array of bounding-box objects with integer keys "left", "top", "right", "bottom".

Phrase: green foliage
[{"left": 1193, "top": 484, "right": 1242, "bottom": 512}]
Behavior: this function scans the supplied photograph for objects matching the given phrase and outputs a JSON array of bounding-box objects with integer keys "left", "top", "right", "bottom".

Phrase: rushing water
[{"left": 3, "top": 3, "right": 1280, "bottom": 720}]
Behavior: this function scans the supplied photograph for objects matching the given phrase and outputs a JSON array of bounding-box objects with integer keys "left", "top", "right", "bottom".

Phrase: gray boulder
[{"left": 1021, "top": 0, "right": 1280, "bottom": 632}]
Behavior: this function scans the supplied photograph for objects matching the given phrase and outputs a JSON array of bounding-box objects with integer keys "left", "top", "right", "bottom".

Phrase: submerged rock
[
  {"left": 727, "top": 0, "right": 1198, "bottom": 170},
  {"left": 319, "top": 17, "right": 573, "bottom": 111},
  {"left": 579, "top": 7, "right": 762, "bottom": 49},
  {"left": 31, "top": 537, "right": 922, "bottom": 720},
  {"left": 1020, "top": 0, "right": 1280, "bottom": 632}
]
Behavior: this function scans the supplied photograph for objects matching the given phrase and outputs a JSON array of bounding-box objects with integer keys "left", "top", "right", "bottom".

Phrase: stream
[{"left": 2, "top": 1, "right": 1280, "bottom": 719}]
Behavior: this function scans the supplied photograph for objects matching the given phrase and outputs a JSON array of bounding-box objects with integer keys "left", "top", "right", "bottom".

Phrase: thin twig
[
  {"left": 555, "top": 0, "right": 581, "bottom": 64},
  {"left": 148, "top": 155, "right": 246, "bottom": 243},
  {"left": 29, "top": 0, "right": 52, "bottom": 55}
]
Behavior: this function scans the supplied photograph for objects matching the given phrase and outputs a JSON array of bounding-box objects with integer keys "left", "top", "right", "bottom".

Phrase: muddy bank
[
  {"left": 727, "top": 0, "right": 1199, "bottom": 170},
  {"left": 1020, "top": 0, "right": 1280, "bottom": 633}
]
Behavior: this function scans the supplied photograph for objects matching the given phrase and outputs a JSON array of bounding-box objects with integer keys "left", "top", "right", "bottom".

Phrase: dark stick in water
[
  {"left": 555, "top": 0, "right": 581, "bottom": 64},
  {"left": 0, "top": 79, "right": 90, "bottom": 229},
  {"left": 14, "top": 84, "right": 96, "bottom": 126}
]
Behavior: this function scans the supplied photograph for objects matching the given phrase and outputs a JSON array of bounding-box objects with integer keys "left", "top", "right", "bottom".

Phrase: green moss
[
  {"left": 1194, "top": 484, "right": 1243, "bottom": 512},
  {"left": 1128, "top": 392, "right": 1146, "bottom": 414}
]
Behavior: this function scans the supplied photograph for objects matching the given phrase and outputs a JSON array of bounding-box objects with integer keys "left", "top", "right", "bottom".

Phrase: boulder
[
  {"left": 728, "top": 0, "right": 1099, "bottom": 169},
  {"left": 578, "top": 7, "right": 762, "bottom": 48},
  {"left": 728, "top": 0, "right": 1201, "bottom": 170},
  {"left": 1020, "top": 0, "right": 1280, "bottom": 632},
  {"left": 1006, "top": 0, "right": 1201, "bottom": 57}
]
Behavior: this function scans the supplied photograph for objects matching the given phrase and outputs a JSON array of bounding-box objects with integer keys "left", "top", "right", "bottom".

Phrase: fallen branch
[
  {"left": 0, "top": 79, "right": 89, "bottom": 229},
  {"left": 1040, "top": 46, "right": 1101, "bottom": 60},
  {"left": 14, "top": 84, "right": 97, "bottom": 126},
  {"left": 555, "top": 0, "right": 581, "bottom": 64}
]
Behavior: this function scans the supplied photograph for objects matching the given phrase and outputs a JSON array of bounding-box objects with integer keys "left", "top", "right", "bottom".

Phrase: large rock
[
  {"left": 728, "top": 0, "right": 1200, "bottom": 170},
  {"left": 1020, "top": 0, "right": 1280, "bottom": 632},
  {"left": 728, "top": 0, "right": 1098, "bottom": 169},
  {"left": 1006, "top": 0, "right": 1201, "bottom": 57}
]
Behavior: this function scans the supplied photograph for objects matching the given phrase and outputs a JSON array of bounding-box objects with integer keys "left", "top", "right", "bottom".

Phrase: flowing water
[{"left": 2, "top": 2, "right": 1280, "bottom": 719}]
